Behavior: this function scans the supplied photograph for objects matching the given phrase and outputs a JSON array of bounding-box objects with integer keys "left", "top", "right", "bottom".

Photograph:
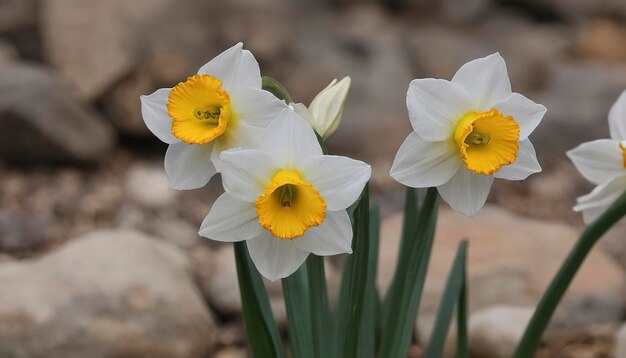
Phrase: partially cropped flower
[
  {"left": 140, "top": 43, "right": 287, "bottom": 190},
  {"left": 199, "top": 108, "right": 371, "bottom": 280},
  {"left": 390, "top": 53, "right": 546, "bottom": 216},
  {"left": 292, "top": 77, "right": 351, "bottom": 139},
  {"left": 568, "top": 90, "right": 626, "bottom": 223}
]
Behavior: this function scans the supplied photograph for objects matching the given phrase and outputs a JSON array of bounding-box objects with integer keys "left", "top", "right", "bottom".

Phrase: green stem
[
  {"left": 306, "top": 255, "right": 329, "bottom": 358},
  {"left": 378, "top": 187, "right": 439, "bottom": 358},
  {"left": 513, "top": 190, "right": 626, "bottom": 358},
  {"left": 282, "top": 266, "right": 314, "bottom": 358},
  {"left": 342, "top": 184, "right": 371, "bottom": 358},
  {"left": 234, "top": 242, "right": 284, "bottom": 358}
]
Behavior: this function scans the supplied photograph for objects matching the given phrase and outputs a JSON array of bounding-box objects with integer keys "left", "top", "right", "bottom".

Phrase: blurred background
[{"left": 1, "top": 0, "right": 626, "bottom": 357}]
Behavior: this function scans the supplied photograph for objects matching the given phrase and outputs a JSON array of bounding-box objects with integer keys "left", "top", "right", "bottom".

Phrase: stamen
[
  {"left": 464, "top": 132, "right": 491, "bottom": 145},
  {"left": 193, "top": 106, "right": 221, "bottom": 123},
  {"left": 278, "top": 184, "right": 297, "bottom": 207}
]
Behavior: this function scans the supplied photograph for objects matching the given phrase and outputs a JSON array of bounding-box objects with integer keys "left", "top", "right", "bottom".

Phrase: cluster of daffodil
[{"left": 141, "top": 43, "right": 626, "bottom": 358}]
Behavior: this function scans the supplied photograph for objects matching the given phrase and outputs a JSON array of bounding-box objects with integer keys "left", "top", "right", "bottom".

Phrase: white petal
[
  {"left": 259, "top": 108, "right": 323, "bottom": 167},
  {"left": 609, "top": 90, "right": 626, "bottom": 141},
  {"left": 219, "top": 149, "right": 277, "bottom": 202},
  {"left": 390, "top": 132, "right": 462, "bottom": 188},
  {"left": 495, "top": 93, "right": 546, "bottom": 140},
  {"left": 164, "top": 142, "right": 216, "bottom": 190},
  {"left": 567, "top": 139, "right": 625, "bottom": 185},
  {"left": 247, "top": 232, "right": 309, "bottom": 281},
  {"left": 140, "top": 88, "right": 178, "bottom": 144},
  {"left": 437, "top": 169, "right": 494, "bottom": 217},
  {"left": 294, "top": 210, "right": 353, "bottom": 255},
  {"left": 575, "top": 175, "right": 626, "bottom": 224},
  {"left": 231, "top": 87, "right": 288, "bottom": 130},
  {"left": 197, "top": 42, "right": 261, "bottom": 92},
  {"left": 452, "top": 53, "right": 512, "bottom": 110},
  {"left": 290, "top": 103, "right": 315, "bottom": 125},
  {"left": 300, "top": 155, "right": 371, "bottom": 211},
  {"left": 494, "top": 139, "right": 542, "bottom": 181},
  {"left": 407, "top": 79, "right": 474, "bottom": 141},
  {"left": 199, "top": 193, "right": 261, "bottom": 242}
]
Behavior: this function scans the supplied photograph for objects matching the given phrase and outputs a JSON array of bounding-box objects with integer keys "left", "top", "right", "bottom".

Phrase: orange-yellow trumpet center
[
  {"left": 167, "top": 74, "right": 234, "bottom": 145},
  {"left": 620, "top": 142, "right": 626, "bottom": 168},
  {"left": 255, "top": 170, "right": 326, "bottom": 240},
  {"left": 453, "top": 109, "right": 520, "bottom": 175}
]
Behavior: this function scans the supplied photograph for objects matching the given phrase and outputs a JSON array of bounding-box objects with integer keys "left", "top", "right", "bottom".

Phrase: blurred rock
[
  {"left": 0, "top": 40, "right": 18, "bottom": 64},
  {"left": 102, "top": 72, "right": 153, "bottom": 136},
  {"left": 510, "top": 0, "right": 626, "bottom": 20},
  {"left": 197, "top": 245, "right": 340, "bottom": 328},
  {"left": 41, "top": 0, "right": 172, "bottom": 100},
  {"left": 615, "top": 323, "right": 626, "bottom": 358},
  {"left": 416, "top": 305, "right": 534, "bottom": 358},
  {"left": 378, "top": 205, "right": 626, "bottom": 329},
  {"left": 438, "top": 0, "right": 491, "bottom": 23},
  {"left": 0, "top": 211, "right": 50, "bottom": 253},
  {"left": 125, "top": 164, "right": 176, "bottom": 209},
  {"left": 576, "top": 20, "right": 626, "bottom": 63},
  {"left": 215, "top": 346, "right": 248, "bottom": 358},
  {"left": 150, "top": 218, "right": 200, "bottom": 249},
  {"left": 468, "top": 306, "right": 534, "bottom": 358},
  {"left": 0, "top": 230, "right": 216, "bottom": 357},
  {"left": 285, "top": 5, "right": 413, "bottom": 169},
  {"left": 197, "top": 245, "right": 286, "bottom": 326},
  {"left": 0, "top": 0, "right": 36, "bottom": 33},
  {"left": 212, "top": 0, "right": 296, "bottom": 64},
  {"left": 408, "top": 20, "right": 569, "bottom": 93},
  {"left": 0, "top": 63, "right": 115, "bottom": 163},
  {"left": 534, "top": 62, "right": 626, "bottom": 162}
]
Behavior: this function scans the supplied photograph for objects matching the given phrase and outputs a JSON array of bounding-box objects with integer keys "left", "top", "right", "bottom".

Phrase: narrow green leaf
[
  {"left": 333, "top": 252, "right": 353, "bottom": 357},
  {"left": 344, "top": 184, "right": 371, "bottom": 358},
  {"left": 378, "top": 187, "right": 439, "bottom": 358},
  {"left": 382, "top": 187, "right": 419, "bottom": 319},
  {"left": 456, "top": 261, "right": 469, "bottom": 358},
  {"left": 424, "top": 240, "right": 469, "bottom": 358},
  {"left": 358, "top": 201, "right": 381, "bottom": 358},
  {"left": 513, "top": 190, "right": 626, "bottom": 358},
  {"left": 334, "top": 184, "right": 372, "bottom": 358},
  {"left": 282, "top": 265, "right": 314, "bottom": 358},
  {"left": 262, "top": 76, "right": 293, "bottom": 103},
  {"left": 234, "top": 242, "right": 284, "bottom": 358},
  {"left": 306, "top": 255, "right": 329, "bottom": 358}
]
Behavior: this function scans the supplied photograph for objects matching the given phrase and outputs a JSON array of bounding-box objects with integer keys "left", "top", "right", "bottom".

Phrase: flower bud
[{"left": 307, "top": 76, "right": 351, "bottom": 139}]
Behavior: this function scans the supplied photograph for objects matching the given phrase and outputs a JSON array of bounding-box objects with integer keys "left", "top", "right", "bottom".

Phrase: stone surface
[
  {"left": 0, "top": 40, "right": 18, "bottom": 64},
  {"left": 0, "top": 210, "right": 50, "bottom": 253},
  {"left": 125, "top": 163, "right": 176, "bottom": 209},
  {"left": 575, "top": 20, "right": 626, "bottom": 63},
  {"left": 407, "top": 20, "right": 569, "bottom": 93},
  {"left": 378, "top": 205, "right": 626, "bottom": 328},
  {"left": 0, "top": 230, "right": 216, "bottom": 357},
  {"left": 198, "top": 245, "right": 341, "bottom": 327},
  {"left": 40, "top": 0, "right": 170, "bottom": 99},
  {"left": 284, "top": 5, "right": 413, "bottom": 169},
  {"left": 0, "top": 63, "right": 115, "bottom": 163},
  {"left": 468, "top": 306, "right": 534, "bottom": 358},
  {"left": 534, "top": 62, "right": 626, "bottom": 162},
  {"left": 615, "top": 323, "right": 626, "bottom": 358},
  {"left": 0, "top": 0, "right": 36, "bottom": 32}
]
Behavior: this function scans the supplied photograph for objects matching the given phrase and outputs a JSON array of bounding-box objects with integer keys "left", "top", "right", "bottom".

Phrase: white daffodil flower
[
  {"left": 568, "top": 90, "right": 626, "bottom": 223},
  {"left": 140, "top": 42, "right": 288, "bottom": 190},
  {"left": 390, "top": 53, "right": 546, "bottom": 217},
  {"left": 199, "top": 108, "right": 371, "bottom": 281},
  {"left": 292, "top": 77, "right": 351, "bottom": 139}
]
